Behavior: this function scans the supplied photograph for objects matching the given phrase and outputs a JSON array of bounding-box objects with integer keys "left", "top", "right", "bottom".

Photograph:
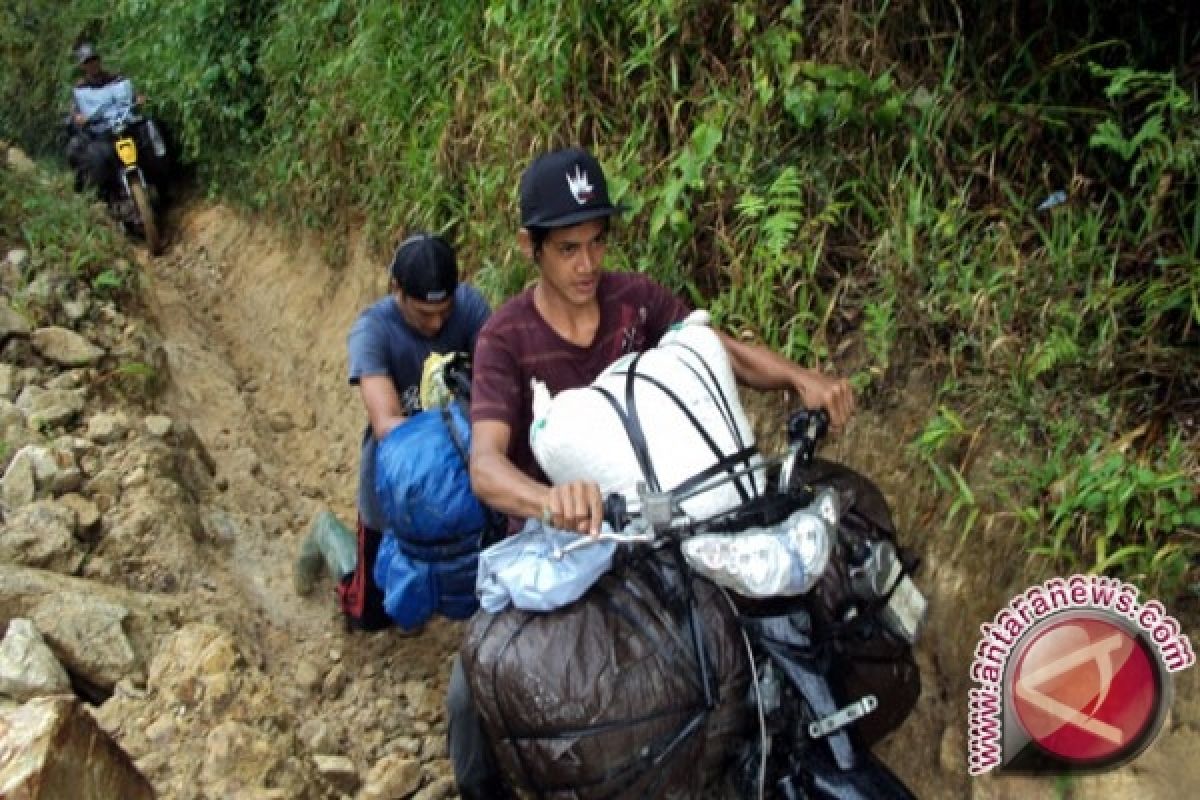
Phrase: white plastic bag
[{"left": 530, "top": 310, "right": 764, "bottom": 520}]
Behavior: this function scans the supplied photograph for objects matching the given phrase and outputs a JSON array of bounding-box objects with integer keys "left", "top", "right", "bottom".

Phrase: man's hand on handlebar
[
  {"left": 796, "top": 372, "right": 856, "bottom": 431},
  {"left": 541, "top": 480, "right": 604, "bottom": 537}
]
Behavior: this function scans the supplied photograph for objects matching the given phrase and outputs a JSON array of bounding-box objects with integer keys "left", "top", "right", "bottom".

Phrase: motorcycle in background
[{"left": 68, "top": 77, "right": 168, "bottom": 255}]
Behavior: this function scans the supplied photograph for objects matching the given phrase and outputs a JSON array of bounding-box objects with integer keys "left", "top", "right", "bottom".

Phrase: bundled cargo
[
  {"left": 462, "top": 549, "right": 750, "bottom": 798},
  {"left": 372, "top": 400, "right": 487, "bottom": 629},
  {"left": 530, "top": 310, "right": 765, "bottom": 521}
]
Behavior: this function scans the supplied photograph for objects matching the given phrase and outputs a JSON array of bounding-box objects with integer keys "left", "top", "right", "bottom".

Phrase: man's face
[
  {"left": 80, "top": 57, "right": 101, "bottom": 80},
  {"left": 530, "top": 219, "right": 609, "bottom": 307},
  {"left": 395, "top": 291, "right": 454, "bottom": 339}
]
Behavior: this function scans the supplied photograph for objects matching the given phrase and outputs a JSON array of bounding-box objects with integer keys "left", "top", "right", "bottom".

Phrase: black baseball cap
[
  {"left": 519, "top": 147, "right": 625, "bottom": 229},
  {"left": 390, "top": 234, "right": 457, "bottom": 303}
]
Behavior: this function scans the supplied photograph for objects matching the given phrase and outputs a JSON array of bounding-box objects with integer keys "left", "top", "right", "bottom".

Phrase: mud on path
[{"left": 138, "top": 204, "right": 1198, "bottom": 799}]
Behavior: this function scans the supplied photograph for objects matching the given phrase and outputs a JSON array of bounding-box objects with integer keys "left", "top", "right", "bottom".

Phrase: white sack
[{"left": 530, "top": 310, "right": 764, "bottom": 520}]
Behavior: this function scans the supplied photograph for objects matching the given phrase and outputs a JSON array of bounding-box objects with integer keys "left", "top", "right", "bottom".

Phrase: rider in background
[{"left": 64, "top": 42, "right": 167, "bottom": 195}]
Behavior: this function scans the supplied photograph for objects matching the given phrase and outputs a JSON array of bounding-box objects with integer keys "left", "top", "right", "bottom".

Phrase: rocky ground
[{"left": 0, "top": 148, "right": 1196, "bottom": 799}]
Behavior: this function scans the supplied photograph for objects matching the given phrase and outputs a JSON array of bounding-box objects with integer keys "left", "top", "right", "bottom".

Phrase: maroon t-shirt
[{"left": 471, "top": 271, "right": 691, "bottom": 483}]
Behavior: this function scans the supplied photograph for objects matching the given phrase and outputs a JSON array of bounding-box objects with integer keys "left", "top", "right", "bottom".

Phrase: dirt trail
[{"left": 137, "top": 204, "right": 1197, "bottom": 799}]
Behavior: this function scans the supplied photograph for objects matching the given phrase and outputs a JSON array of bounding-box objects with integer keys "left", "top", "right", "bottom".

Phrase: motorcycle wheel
[{"left": 129, "top": 181, "right": 163, "bottom": 255}]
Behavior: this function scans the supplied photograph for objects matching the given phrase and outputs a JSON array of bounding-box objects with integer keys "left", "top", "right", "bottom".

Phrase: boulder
[
  {"left": 0, "top": 301, "right": 31, "bottom": 343},
  {"left": 86, "top": 411, "right": 128, "bottom": 444},
  {"left": 31, "top": 594, "right": 141, "bottom": 692},
  {"left": 0, "top": 695, "right": 154, "bottom": 799},
  {"left": 0, "top": 500, "right": 82, "bottom": 573},
  {"left": 0, "top": 619, "right": 71, "bottom": 701},
  {"left": 30, "top": 327, "right": 105, "bottom": 367},
  {"left": 144, "top": 415, "right": 172, "bottom": 438},
  {"left": 313, "top": 754, "right": 360, "bottom": 794},
  {"left": 14, "top": 385, "right": 87, "bottom": 430},
  {"left": 5, "top": 147, "right": 36, "bottom": 173},
  {"left": 358, "top": 753, "right": 423, "bottom": 800},
  {"left": 1, "top": 449, "right": 36, "bottom": 508}
]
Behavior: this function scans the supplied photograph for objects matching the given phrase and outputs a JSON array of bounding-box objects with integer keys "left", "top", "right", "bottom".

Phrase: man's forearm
[
  {"left": 719, "top": 332, "right": 809, "bottom": 394},
  {"left": 470, "top": 450, "right": 550, "bottom": 521}
]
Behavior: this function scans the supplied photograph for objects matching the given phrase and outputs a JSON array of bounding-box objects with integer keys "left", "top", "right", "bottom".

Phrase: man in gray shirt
[{"left": 342, "top": 234, "right": 490, "bottom": 630}]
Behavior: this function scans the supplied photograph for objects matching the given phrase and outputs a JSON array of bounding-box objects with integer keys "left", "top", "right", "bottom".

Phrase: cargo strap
[{"left": 592, "top": 348, "right": 759, "bottom": 509}]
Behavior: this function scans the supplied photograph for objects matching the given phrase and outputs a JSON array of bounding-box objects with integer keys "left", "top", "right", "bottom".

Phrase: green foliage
[
  {"left": 0, "top": 0, "right": 104, "bottom": 155},
  {"left": 0, "top": 163, "right": 137, "bottom": 308},
  {"left": 1023, "top": 434, "right": 1199, "bottom": 598}
]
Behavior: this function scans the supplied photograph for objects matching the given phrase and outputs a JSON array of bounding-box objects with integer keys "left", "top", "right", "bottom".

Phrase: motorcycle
[
  {"left": 106, "top": 104, "right": 166, "bottom": 255},
  {"left": 68, "top": 76, "right": 168, "bottom": 255},
  {"left": 464, "top": 409, "right": 927, "bottom": 799}
]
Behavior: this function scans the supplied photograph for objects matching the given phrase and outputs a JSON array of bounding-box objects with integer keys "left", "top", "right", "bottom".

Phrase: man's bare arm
[
  {"left": 359, "top": 375, "right": 407, "bottom": 440},
  {"left": 470, "top": 419, "right": 603, "bottom": 535},
  {"left": 717, "top": 332, "right": 856, "bottom": 428}
]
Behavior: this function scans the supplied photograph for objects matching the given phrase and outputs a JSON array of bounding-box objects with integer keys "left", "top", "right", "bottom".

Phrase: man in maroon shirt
[
  {"left": 468, "top": 146, "right": 856, "bottom": 537},
  {"left": 447, "top": 147, "right": 856, "bottom": 798}
]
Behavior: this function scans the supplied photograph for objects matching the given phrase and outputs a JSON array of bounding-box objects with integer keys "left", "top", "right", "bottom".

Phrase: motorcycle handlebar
[{"left": 554, "top": 406, "right": 834, "bottom": 554}]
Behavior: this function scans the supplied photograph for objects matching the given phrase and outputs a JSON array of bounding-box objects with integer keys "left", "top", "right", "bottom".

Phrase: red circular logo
[{"left": 1010, "top": 614, "right": 1160, "bottom": 765}]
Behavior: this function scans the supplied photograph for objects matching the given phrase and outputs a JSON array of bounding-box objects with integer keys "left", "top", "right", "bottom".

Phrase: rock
[
  {"left": 0, "top": 500, "right": 82, "bottom": 573},
  {"left": 86, "top": 467, "right": 121, "bottom": 498},
  {"left": 298, "top": 718, "right": 337, "bottom": 754},
  {"left": 0, "top": 564, "right": 178, "bottom": 683},
  {"left": 148, "top": 625, "right": 243, "bottom": 710},
  {"left": 313, "top": 753, "right": 360, "bottom": 793},
  {"left": 267, "top": 409, "right": 293, "bottom": 433},
  {"left": 411, "top": 775, "right": 457, "bottom": 800},
  {"left": 0, "top": 398, "right": 28, "bottom": 433},
  {"left": 58, "top": 492, "right": 101, "bottom": 536},
  {"left": 49, "top": 466, "right": 83, "bottom": 495},
  {"left": 30, "top": 326, "right": 105, "bottom": 367},
  {"left": 62, "top": 297, "right": 90, "bottom": 323},
  {"left": 294, "top": 660, "right": 322, "bottom": 693},
  {"left": 44, "top": 368, "right": 89, "bottom": 390},
  {"left": 323, "top": 663, "right": 347, "bottom": 697},
  {"left": 0, "top": 619, "right": 71, "bottom": 701},
  {"left": 144, "top": 414, "right": 173, "bottom": 437},
  {"left": 144, "top": 711, "right": 178, "bottom": 746},
  {"left": 0, "top": 363, "right": 15, "bottom": 400},
  {"left": 940, "top": 724, "right": 966, "bottom": 774},
  {"left": 204, "top": 509, "right": 240, "bottom": 542},
  {"left": 120, "top": 465, "right": 148, "bottom": 489},
  {"left": 358, "top": 753, "right": 422, "bottom": 800},
  {"left": 0, "top": 301, "right": 30, "bottom": 342},
  {"left": 1, "top": 448, "right": 36, "bottom": 508},
  {"left": 402, "top": 679, "right": 443, "bottom": 724},
  {"left": 5, "top": 147, "right": 36, "bottom": 173},
  {"left": 15, "top": 385, "right": 87, "bottom": 429},
  {"left": 5, "top": 248, "right": 29, "bottom": 270},
  {"left": 202, "top": 720, "right": 276, "bottom": 788},
  {"left": 86, "top": 411, "right": 128, "bottom": 444},
  {"left": 15, "top": 444, "right": 59, "bottom": 488},
  {"left": 0, "top": 695, "right": 154, "bottom": 799},
  {"left": 32, "top": 593, "right": 141, "bottom": 691}
]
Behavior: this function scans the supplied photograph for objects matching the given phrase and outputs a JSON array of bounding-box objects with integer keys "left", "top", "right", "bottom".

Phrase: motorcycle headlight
[{"left": 682, "top": 497, "right": 834, "bottom": 598}]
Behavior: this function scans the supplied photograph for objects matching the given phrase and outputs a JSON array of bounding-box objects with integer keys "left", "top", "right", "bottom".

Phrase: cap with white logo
[{"left": 519, "top": 147, "right": 625, "bottom": 229}]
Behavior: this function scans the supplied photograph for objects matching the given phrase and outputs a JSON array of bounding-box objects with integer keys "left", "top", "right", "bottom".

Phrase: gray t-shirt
[{"left": 347, "top": 285, "right": 490, "bottom": 531}]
